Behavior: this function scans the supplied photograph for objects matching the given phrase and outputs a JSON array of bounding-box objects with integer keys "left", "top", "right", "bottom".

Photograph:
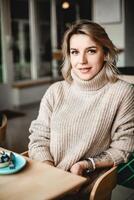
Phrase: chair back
[
  {"left": 0, "top": 114, "right": 7, "bottom": 142},
  {"left": 89, "top": 167, "right": 117, "bottom": 200}
]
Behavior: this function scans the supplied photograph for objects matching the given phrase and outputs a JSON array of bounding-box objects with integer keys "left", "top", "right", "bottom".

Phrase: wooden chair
[
  {"left": 89, "top": 167, "right": 117, "bottom": 200},
  {"left": 0, "top": 114, "right": 7, "bottom": 142},
  {"left": 21, "top": 151, "right": 117, "bottom": 200}
]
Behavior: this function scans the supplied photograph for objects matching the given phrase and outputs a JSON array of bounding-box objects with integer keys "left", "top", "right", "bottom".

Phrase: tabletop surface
[{"left": 0, "top": 149, "right": 87, "bottom": 200}]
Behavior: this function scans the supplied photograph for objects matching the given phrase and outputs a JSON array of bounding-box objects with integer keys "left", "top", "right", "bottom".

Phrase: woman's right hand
[{"left": 70, "top": 160, "right": 89, "bottom": 176}]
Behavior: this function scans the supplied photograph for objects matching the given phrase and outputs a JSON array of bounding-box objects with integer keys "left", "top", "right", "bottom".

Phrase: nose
[{"left": 79, "top": 53, "right": 87, "bottom": 64}]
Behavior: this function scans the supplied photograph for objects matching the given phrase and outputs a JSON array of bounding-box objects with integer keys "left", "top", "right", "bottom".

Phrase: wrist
[{"left": 85, "top": 158, "right": 96, "bottom": 171}]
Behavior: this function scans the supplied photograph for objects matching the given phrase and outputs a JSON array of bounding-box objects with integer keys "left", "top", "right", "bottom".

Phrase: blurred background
[
  {"left": 0, "top": 0, "right": 134, "bottom": 109},
  {"left": 0, "top": 1, "right": 134, "bottom": 199}
]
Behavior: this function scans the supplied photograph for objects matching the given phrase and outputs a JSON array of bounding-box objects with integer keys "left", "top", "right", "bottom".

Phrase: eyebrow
[{"left": 70, "top": 46, "right": 97, "bottom": 50}]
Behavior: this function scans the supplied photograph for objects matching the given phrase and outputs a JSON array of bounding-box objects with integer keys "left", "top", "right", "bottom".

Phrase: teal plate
[{"left": 0, "top": 153, "right": 27, "bottom": 175}]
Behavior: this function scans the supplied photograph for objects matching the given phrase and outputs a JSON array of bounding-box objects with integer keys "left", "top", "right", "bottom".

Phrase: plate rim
[{"left": 0, "top": 153, "right": 27, "bottom": 175}]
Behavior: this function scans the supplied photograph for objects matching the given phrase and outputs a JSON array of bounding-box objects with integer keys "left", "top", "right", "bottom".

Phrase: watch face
[
  {"left": 83, "top": 169, "right": 94, "bottom": 176},
  {"left": 86, "top": 168, "right": 94, "bottom": 173}
]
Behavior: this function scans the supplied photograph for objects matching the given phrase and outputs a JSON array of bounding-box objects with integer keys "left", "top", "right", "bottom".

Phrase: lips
[{"left": 79, "top": 67, "right": 92, "bottom": 73}]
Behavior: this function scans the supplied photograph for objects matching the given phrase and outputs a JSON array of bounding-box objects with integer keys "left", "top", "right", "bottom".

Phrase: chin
[{"left": 79, "top": 74, "right": 93, "bottom": 81}]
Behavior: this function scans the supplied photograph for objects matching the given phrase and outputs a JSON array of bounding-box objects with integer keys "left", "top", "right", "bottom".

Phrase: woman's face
[{"left": 70, "top": 34, "right": 105, "bottom": 80}]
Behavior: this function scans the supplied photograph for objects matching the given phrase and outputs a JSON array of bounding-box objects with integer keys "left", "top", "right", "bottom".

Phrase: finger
[
  {"left": 70, "top": 165, "right": 80, "bottom": 175},
  {"left": 71, "top": 166, "right": 83, "bottom": 175}
]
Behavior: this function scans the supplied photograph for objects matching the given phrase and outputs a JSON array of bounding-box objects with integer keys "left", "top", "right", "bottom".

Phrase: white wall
[
  {"left": 102, "top": 23, "right": 125, "bottom": 67},
  {"left": 92, "top": 0, "right": 125, "bottom": 67}
]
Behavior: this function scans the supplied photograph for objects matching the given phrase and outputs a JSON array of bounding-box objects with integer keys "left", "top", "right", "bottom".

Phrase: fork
[{"left": 9, "top": 152, "right": 16, "bottom": 169}]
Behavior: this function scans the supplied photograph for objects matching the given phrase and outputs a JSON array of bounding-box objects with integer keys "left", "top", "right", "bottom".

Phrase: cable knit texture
[{"left": 29, "top": 67, "right": 134, "bottom": 171}]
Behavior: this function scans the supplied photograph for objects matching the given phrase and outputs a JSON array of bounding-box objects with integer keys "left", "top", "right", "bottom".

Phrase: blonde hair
[{"left": 61, "top": 20, "right": 119, "bottom": 82}]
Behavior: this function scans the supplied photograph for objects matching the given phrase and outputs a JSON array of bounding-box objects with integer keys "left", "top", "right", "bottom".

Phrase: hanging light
[{"left": 62, "top": 1, "right": 70, "bottom": 9}]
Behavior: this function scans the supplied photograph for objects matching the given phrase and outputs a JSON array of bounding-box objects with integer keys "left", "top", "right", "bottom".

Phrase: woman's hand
[{"left": 70, "top": 160, "right": 89, "bottom": 176}]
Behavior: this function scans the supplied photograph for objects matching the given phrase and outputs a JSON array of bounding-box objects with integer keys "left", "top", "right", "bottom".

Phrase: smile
[{"left": 79, "top": 68, "right": 92, "bottom": 73}]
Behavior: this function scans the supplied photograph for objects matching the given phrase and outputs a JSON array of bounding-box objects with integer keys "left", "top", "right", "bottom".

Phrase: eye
[
  {"left": 70, "top": 50, "right": 79, "bottom": 55},
  {"left": 87, "top": 49, "right": 96, "bottom": 54}
]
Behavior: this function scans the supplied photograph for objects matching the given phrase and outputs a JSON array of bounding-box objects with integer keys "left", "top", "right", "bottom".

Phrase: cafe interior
[{"left": 0, "top": 0, "right": 134, "bottom": 199}]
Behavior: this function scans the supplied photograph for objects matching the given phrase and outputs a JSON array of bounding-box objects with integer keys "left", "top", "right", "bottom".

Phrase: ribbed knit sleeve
[
  {"left": 28, "top": 83, "right": 57, "bottom": 162},
  {"left": 105, "top": 84, "right": 134, "bottom": 165}
]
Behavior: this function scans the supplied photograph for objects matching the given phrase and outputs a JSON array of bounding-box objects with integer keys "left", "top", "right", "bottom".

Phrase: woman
[{"left": 28, "top": 20, "right": 134, "bottom": 196}]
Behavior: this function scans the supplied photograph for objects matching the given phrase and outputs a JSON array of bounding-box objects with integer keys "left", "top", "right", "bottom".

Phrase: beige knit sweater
[{"left": 29, "top": 68, "right": 134, "bottom": 171}]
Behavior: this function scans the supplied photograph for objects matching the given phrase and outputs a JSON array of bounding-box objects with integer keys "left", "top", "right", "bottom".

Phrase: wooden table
[{"left": 0, "top": 149, "right": 87, "bottom": 200}]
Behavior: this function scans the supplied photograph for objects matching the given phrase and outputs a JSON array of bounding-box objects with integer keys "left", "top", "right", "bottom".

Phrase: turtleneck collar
[{"left": 71, "top": 67, "right": 108, "bottom": 91}]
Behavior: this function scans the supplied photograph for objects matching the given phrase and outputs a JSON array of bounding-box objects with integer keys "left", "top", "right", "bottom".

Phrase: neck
[{"left": 71, "top": 67, "right": 108, "bottom": 91}]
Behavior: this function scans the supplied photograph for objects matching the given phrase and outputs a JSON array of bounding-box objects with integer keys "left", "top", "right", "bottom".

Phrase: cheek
[
  {"left": 70, "top": 57, "right": 77, "bottom": 66},
  {"left": 91, "top": 56, "right": 104, "bottom": 66}
]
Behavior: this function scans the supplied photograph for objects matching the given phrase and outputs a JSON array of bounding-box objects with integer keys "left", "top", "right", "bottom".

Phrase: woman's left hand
[{"left": 70, "top": 160, "right": 89, "bottom": 176}]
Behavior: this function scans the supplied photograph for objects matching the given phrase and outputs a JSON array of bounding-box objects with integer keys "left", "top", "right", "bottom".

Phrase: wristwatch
[{"left": 85, "top": 158, "right": 96, "bottom": 173}]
